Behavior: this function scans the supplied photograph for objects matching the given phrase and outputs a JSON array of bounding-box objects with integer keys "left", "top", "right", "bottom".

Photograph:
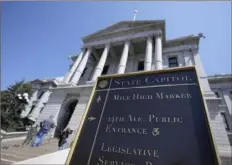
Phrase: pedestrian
[
  {"left": 58, "top": 127, "right": 73, "bottom": 150},
  {"left": 22, "top": 124, "right": 39, "bottom": 146},
  {"left": 32, "top": 115, "right": 56, "bottom": 147}
]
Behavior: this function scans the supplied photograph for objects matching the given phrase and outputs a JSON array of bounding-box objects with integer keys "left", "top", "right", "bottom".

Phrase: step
[
  {"left": 2, "top": 141, "right": 57, "bottom": 149},
  {"left": 1, "top": 148, "right": 58, "bottom": 164},
  {"left": 1, "top": 158, "right": 17, "bottom": 165},
  {"left": 1, "top": 138, "right": 69, "bottom": 164},
  {"left": 2, "top": 138, "right": 58, "bottom": 146},
  {"left": 1, "top": 153, "right": 25, "bottom": 162},
  {"left": 2, "top": 145, "right": 58, "bottom": 157},
  {"left": 2, "top": 146, "right": 57, "bottom": 160}
]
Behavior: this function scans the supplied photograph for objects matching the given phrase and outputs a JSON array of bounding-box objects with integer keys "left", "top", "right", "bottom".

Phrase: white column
[
  {"left": 223, "top": 90, "right": 232, "bottom": 115},
  {"left": 193, "top": 50, "right": 213, "bottom": 93},
  {"left": 144, "top": 36, "right": 153, "bottom": 71},
  {"left": 70, "top": 48, "right": 92, "bottom": 85},
  {"left": 63, "top": 50, "right": 85, "bottom": 84},
  {"left": 21, "top": 89, "right": 39, "bottom": 118},
  {"left": 28, "top": 90, "right": 51, "bottom": 122},
  {"left": 117, "top": 41, "right": 130, "bottom": 74},
  {"left": 154, "top": 34, "right": 163, "bottom": 70},
  {"left": 91, "top": 44, "right": 110, "bottom": 81}
]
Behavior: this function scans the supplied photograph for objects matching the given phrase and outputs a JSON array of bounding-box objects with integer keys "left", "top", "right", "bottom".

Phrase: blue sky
[{"left": 1, "top": 2, "right": 231, "bottom": 89}]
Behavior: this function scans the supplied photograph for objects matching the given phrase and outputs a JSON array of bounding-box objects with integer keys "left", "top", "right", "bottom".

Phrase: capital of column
[
  {"left": 91, "top": 44, "right": 111, "bottom": 81},
  {"left": 85, "top": 47, "right": 92, "bottom": 52},
  {"left": 146, "top": 36, "right": 153, "bottom": 43},
  {"left": 69, "top": 48, "right": 92, "bottom": 85},
  {"left": 80, "top": 47, "right": 86, "bottom": 51},
  {"left": 63, "top": 50, "right": 85, "bottom": 84},
  {"left": 154, "top": 32, "right": 163, "bottom": 40},
  {"left": 105, "top": 43, "right": 111, "bottom": 49},
  {"left": 125, "top": 40, "right": 131, "bottom": 45}
]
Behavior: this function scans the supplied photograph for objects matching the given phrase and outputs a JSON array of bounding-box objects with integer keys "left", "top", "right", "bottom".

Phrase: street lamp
[{"left": 16, "top": 93, "right": 30, "bottom": 104}]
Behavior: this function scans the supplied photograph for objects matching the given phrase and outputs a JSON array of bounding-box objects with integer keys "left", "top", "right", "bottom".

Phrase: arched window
[{"left": 55, "top": 99, "right": 78, "bottom": 137}]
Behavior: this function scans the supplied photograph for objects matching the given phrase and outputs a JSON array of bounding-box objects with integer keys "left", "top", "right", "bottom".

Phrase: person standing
[
  {"left": 32, "top": 115, "right": 56, "bottom": 147},
  {"left": 58, "top": 127, "right": 72, "bottom": 150}
]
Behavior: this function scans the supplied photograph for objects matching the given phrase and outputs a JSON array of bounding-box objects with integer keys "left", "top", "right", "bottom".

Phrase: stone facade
[{"left": 21, "top": 20, "right": 232, "bottom": 164}]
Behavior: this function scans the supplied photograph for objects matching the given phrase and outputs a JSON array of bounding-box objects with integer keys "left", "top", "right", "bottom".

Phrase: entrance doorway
[{"left": 55, "top": 99, "right": 78, "bottom": 136}]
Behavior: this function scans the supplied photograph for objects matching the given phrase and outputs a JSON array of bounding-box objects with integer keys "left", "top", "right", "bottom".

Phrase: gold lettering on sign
[
  {"left": 100, "top": 143, "right": 159, "bottom": 158},
  {"left": 105, "top": 124, "right": 148, "bottom": 135},
  {"left": 113, "top": 79, "right": 142, "bottom": 87},
  {"left": 114, "top": 75, "right": 192, "bottom": 87},
  {"left": 145, "top": 76, "right": 192, "bottom": 85},
  {"left": 113, "top": 94, "right": 131, "bottom": 101},
  {"left": 148, "top": 114, "right": 183, "bottom": 124},
  {"left": 132, "top": 93, "right": 153, "bottom": 100},
  {"left": 97, "top": 156, "right": 135, "bottom": 165},
  {"left": 156, "top": 92, "right": 192, "bottom": 100},
  {"left": 108, "top": 116, "right": 124, "bottom": 124},
  {"left": 128, "top": 114, "right": 144, "bottom": 122}
]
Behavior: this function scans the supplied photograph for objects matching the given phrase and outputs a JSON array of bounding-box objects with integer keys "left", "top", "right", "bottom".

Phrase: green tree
[{"left": 1, "top": 80, "right": 32, "bottom": 131}]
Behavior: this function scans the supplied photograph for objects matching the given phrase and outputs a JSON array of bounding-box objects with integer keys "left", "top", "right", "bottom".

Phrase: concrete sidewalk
[{"left": 1, "top": 138, "right": 65, "bottom": 164}]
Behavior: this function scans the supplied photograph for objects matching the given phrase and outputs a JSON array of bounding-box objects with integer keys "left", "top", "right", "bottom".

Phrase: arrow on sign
[
  {"left": 96, "top": 95, "right": 101, "bottom": 103},
  {"left": 88, "top": 116, "right": 96, "bottom": 121}
]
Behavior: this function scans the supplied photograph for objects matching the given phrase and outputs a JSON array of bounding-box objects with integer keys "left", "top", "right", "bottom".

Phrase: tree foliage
[{"left": 1, "top": 80, "right": 32, "bottom": 131}]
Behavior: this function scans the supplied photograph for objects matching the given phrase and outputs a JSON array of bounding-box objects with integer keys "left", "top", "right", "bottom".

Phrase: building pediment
[
  {"left": 82, "top": 20, "right": 165, "bottom": 43},
  {"left": 30, "top": 79, "right": 43, "bottom": 84}
]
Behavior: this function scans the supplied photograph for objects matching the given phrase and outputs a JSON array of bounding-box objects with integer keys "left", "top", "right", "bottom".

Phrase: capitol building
[{"left": 20, "top": 20, "right": 232, "bottom": 164}]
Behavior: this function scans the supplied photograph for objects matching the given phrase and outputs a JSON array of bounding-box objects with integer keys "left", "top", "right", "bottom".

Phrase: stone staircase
[{"left": 1, "top": 138, "right": 63, "bottom": 164}]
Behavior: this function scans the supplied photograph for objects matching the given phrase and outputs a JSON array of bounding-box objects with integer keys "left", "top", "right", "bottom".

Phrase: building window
[
  {"left": 168, "top": 57, "right": 178, "bottom": 68},
  {"left": 81, "top": 68, "right": 87, "bottom": 77},
  {"left": 221, "top": 112, "right": 230, "bottom": 131},
  {"left": 138, "top": 61, "right": 144, "bottom": 71},
  {"left": 214, "top": 92, "right": 220, "bottom": 98},
  {"left": 28, "top": 105, "right": 36, "bottom": 115},
  {"left": 102, "top": 65, "right": 109, "bottom": 75},
  {"left": 38, "top": 91, "right": 44, "bottom": 99}
]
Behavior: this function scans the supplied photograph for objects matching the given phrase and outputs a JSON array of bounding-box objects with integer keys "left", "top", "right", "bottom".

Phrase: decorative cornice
[
  {"left": 83, "top": 23, "right": 164, "bottom": 44},
  {"left": 83, "top": 29, "right": 162, "bottom": 49},
  {"left": 154, "top": 31, "right": 163, "bottom": 38},
  {"left": 207, "top": 74, "right": 232, "bottom": 83},
  {"left": 83, "top": 20, "right": 165, "bottom": 42}
]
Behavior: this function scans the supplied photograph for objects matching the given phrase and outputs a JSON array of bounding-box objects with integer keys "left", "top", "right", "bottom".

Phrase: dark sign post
[{"left": 66, "top": 67, "right": 220, "bottom": 165}]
